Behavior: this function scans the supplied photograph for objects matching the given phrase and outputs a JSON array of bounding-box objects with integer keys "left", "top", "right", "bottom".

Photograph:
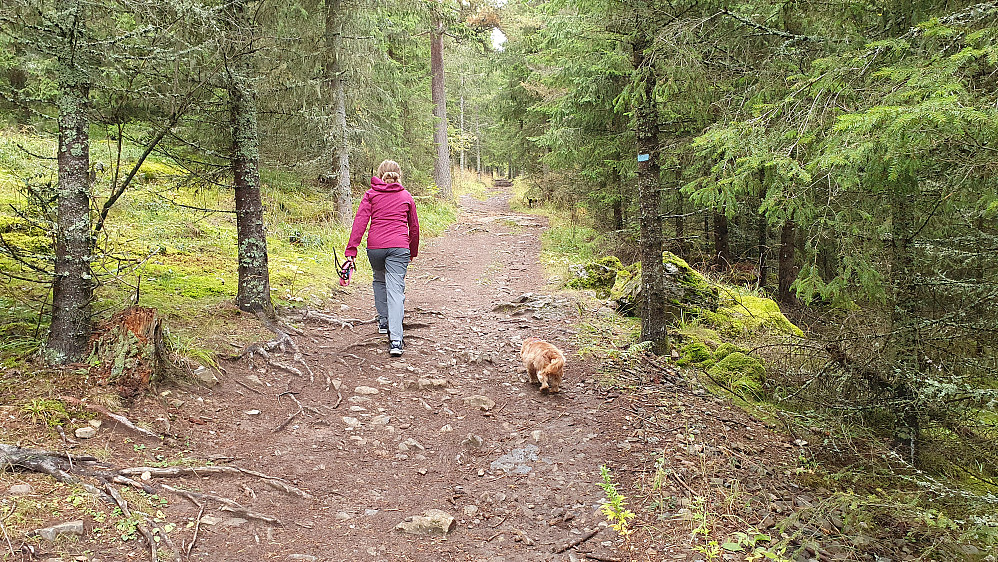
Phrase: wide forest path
[
  {"left": 176, "top": 185, "right": 639, "bottom": 561},
  {"left": 135, "top": 184, "right": 801, "bottom": 562}
]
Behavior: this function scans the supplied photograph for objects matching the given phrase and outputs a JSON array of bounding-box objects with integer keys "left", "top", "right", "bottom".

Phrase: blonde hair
[{"left": 376, "top": 160, "right": 402, "bottom": 184}]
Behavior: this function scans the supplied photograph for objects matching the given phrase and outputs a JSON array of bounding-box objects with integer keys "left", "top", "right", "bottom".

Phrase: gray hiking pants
[{"left": 366, "top": 247, "right": 410, "bottom": 342}]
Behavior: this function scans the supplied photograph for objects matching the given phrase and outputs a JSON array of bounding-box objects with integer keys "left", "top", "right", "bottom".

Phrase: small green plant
[
  {"left": 21, "top": 398, "right": 69, "bottom": 427},
  {"left": 598, "top": 465, "right": 636, "bottom": 536}
]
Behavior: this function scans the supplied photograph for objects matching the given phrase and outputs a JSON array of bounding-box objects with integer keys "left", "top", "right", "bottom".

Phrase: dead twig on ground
[
  {"left": 117, "top": 466, "right": 311, "bottom": 499},
  {"left": 553, "top": 527, "right": 601, "bottom": 554},
  {"left": 0, "top": 501, "right": 15, "bottom": 558},
  {"left": 59, "top": 396, "right": 162, "bottom": 440},
  {"left": 104, "top": 482, "right": 161, "bottom": 562},
  {"left": 186, "top": 503, "right": 204, "bottom": 557}
]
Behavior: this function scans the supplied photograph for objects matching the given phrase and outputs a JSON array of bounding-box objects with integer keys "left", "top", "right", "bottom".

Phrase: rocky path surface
[{"left": 164, "top": 188, "right": 636, "bottom": 561}]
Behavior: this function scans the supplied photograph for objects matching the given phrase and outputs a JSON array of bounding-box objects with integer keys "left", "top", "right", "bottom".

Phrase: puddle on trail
[{"left": 490, "top": 444, "right": 553, "bottom": 474}]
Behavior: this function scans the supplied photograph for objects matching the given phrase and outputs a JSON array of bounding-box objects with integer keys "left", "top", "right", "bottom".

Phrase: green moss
[
  {"left": 611, "top": 252, "right": 719, "bottom": 317},
  {"left": 695, "top": 289, "right": 803, "bottom": 337},
  {"left": 714, "top": 342, "right": 747, "bottom": 361},
  {"left": 567, "top": 255, "right": 624, "bottom": 297},
  {"left": 707, "top": 351, "right": 765, "bottom": 399},
  {"left": 677, "top": 337, "right": 714, "bottom": 366}
]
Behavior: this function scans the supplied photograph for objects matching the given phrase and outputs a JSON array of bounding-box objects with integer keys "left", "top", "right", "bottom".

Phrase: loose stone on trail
[
  {"left": 395, "top": 509, "right": 456, "bottom": 536},
  {"left": 463, "top": 395, "right": 496, "bottom": 411},
  {"left": 35, "top": 521, "right": 85, "bottom": 542}
]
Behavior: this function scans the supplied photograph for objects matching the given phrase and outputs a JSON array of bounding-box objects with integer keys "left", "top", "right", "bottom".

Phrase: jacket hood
[{"left": 371, "top": 176, "right": 404, "bottom": 192}]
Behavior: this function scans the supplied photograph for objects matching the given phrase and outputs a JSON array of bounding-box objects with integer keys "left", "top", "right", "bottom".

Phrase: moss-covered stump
[
  {"left": 698, "top": 290, "right": 803, "bottom": 337},
  {"left": 566, "top": 256, "right": 624, "bottom": 297},
  {"left": 89, "top": 306, "right": 176, "bottom": 398},
  {"left": 707, "top": 351, "right": 766, "bottom": 399},
  {"left": 610, "top": 252, "right": 719, "bottom": 317}
]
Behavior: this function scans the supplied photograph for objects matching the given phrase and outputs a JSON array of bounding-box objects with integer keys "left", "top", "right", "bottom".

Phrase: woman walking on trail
[{"left": 344, "top": 160, "right": 420, "bottom": 357}]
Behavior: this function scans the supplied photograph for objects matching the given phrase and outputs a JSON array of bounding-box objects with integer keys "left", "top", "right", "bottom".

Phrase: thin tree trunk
[
  {"left": 430, "top": 14, "right": 452, "bottom": 197},
  {"left": 757, "top": 170, "right": 767, "bottom": 287},
  {"left": 777, "top": 219, "right": 797, "bottom": 304},
  {"left": 887, "top": 172, "right": 921, "bottom": 465},
  {"left": 713, "top": 210, "right": 730, "bottom": 270},
  {"left": 633, "top": 29, "right": 669, "bottom": 355},
  {"left": 459, "top": 76, "right": 465, "bottom": 173},
  {"left": 325, "top": 0, "right": 352, "bottom": 226},
  {"left": 229, "top": 0, "right": 274, "bottom": 317},
  {"left": 674, "top": 184, "right": 686, "bottom": 258},
  {"left": 47, "top": 0, "right": 94, "bottom": 364},
  {"left": 475, "top": 106, "right": 481, "bottom": 177}
]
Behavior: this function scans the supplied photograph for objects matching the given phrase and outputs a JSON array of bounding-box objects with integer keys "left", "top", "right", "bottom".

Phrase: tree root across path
[
  {"left": 1, "top": 443, "right": 306, "bottom": 560},
  {"left": 225, "top": 311, "right": 316, "bottom": 382}
]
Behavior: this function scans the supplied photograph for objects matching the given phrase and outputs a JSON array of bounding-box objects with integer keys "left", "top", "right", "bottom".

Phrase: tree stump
[{"left": 90, "top": 306, "right": 175, "bottom": 398}]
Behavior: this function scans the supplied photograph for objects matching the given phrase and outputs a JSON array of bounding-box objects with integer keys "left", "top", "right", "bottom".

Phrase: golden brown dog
[{"left": 520, "top": 337, "right": 565, "bottom": 393}]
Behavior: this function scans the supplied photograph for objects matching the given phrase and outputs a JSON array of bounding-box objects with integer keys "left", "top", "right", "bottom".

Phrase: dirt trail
[{"left": 160, "top": 186, "right": 638, "bottom": 561}]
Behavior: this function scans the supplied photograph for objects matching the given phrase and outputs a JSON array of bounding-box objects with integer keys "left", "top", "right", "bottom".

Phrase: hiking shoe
[
  {"left": 389, "top": 340, "right": 404, "bottom": 357},
  {"left": 378, "top": 318, "right": 389, "bottom": 334}
]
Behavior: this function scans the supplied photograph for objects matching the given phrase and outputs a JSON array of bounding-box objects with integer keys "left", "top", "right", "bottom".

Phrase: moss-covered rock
[
  {"left": 698, "top": 290, "right": 803, "bottom": 337},
  {"left": 713, "top": 342, "right": 748, "bottom": 361},
  {"left": 611, "top": 252, "right": 719, "bottom": 317},
  {"left": 677, "top": 338, "right": 714, "bottom": 367},
  {"left": 707, "top": 351, "right": 765, "bottom": 398},
  {"left": 566, "top": 256, "right": 624, "bottom": 297}
]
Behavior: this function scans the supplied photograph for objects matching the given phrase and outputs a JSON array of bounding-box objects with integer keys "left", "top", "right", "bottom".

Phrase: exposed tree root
[
  {"left": 225, "top": 312, "right": 317, "bottom": 382},
  {"left": 59, "top": 396, "right": 163, "bottom": 440},
  {"left": 2, "top": 443, "right": 302, "bottom": 555}
]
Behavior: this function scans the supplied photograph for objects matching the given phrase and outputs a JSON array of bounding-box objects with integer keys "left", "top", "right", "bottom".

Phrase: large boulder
[
  {"left": 610, "top": 252, "right": 719, "bottom": 317},
  {"left": 566, "top": 256, "right": 624, "bottom": 298}
]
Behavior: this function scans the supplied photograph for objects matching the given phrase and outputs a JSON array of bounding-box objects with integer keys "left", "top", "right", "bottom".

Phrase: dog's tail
[{"left": 538, "top": 353, "right": 565, "bottom": 387}]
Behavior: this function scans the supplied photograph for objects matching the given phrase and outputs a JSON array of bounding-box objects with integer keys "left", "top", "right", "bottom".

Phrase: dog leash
[{"left": 334, "top": 253, "right": 355, "bottom": 286}]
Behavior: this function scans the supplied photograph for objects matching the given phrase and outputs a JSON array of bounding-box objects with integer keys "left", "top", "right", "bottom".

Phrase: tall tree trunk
[
  {"left": 475, "top": 106, "right": 481, "bottom": 177},
  {"left": 229, "top": 0, "right": 274, "bottom": 317},
  {"left": 777, "top": 219, "right": 797, "bottom": 304},
  {"left": 757, "top": 170, "right": 767, "bottom": 287},
  {"left": 459, "top": 76, "right": 465, "bottom": 173},
  {"left": 430, "top": 14, "right": 452, "bottom": 197},
  {"left": 47, "top": 0, "right": 94, "bottom": 363},
  {"left": 674, "top": 183, "right": 686, "bottom": 258},
  {"left": 633, "top": 28, "right": 669, "bottom": 355},
  {"left": 325, "top": 0, "right": 352, "bottom": 226},
  {"left": 713, "top": 210, "right": 730, "bottom": 270},
  {"left": 887, "top": 172, "right": 921, "bottom": 465}
]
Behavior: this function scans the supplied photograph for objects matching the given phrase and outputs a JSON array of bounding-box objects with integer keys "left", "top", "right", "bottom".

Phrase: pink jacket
[{"left": 345, "top": 177, "right": 420, "bottom": 258}]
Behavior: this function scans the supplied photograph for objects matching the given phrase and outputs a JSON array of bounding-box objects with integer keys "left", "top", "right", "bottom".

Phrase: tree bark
[
  {"left": 674, "top": 184, "right": 686, "bottom": 258},
  {"left": 475, "top": 106, "right": 481, "bottom": 177},
  {"left": 777, "top": 219, "right": 797, "bottom": 304},
  {"left": 228, "top": 0, "right": 274, "bottom": 317},
  {"left": 757, "top": 171, "right": 768, "bottom": 287},
  {"left": 459, "top": 75, "right": 465, "bottom": 173},
  {"left": 713, "top": 210, "right": 730, "bottom": 270},
  {"left": 325, "top": 0, "right": 352, "bottom": 226},
  {"left": 887, "top": 172, "right": 921, "bottom": 465},
  {"left": 632, "top": 27, "right": 670, "bottom": 355},
  {"left": 47, "top": 0, "right": 94, "bottom": 364},
  {"left": 430, "top": 13, "right": 452, "bottom": 197}
]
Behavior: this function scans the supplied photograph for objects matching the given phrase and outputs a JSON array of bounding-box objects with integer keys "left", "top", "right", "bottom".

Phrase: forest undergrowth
[
  {"left": 0, "top": 128, "right": 472, "bottom": 368},
  {"left": 534, "top": 191, "right": 998, "bottom": 560}
]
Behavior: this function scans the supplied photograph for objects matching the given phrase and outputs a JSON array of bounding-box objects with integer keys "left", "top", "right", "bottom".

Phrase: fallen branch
[
  {"left": 160, "top": 484, "right": 282, "bottom": 525},
  {"left": 59, "top": 396, "right": 162, "bottom": 440},
  {"left": 118, "top": 465, "right": 311, "bottom": 499},
  {"left": 187, "top": 503, "right": 204, "bottom": 557},
  {"left": 1, "top": 501, "right": 15, "bottom": 558},
  {"left": 104, "top": 482, "right": 159, "bottom": 562},
  {"left": 553, "top": 527, "right": 601, "bottom": 554}
]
